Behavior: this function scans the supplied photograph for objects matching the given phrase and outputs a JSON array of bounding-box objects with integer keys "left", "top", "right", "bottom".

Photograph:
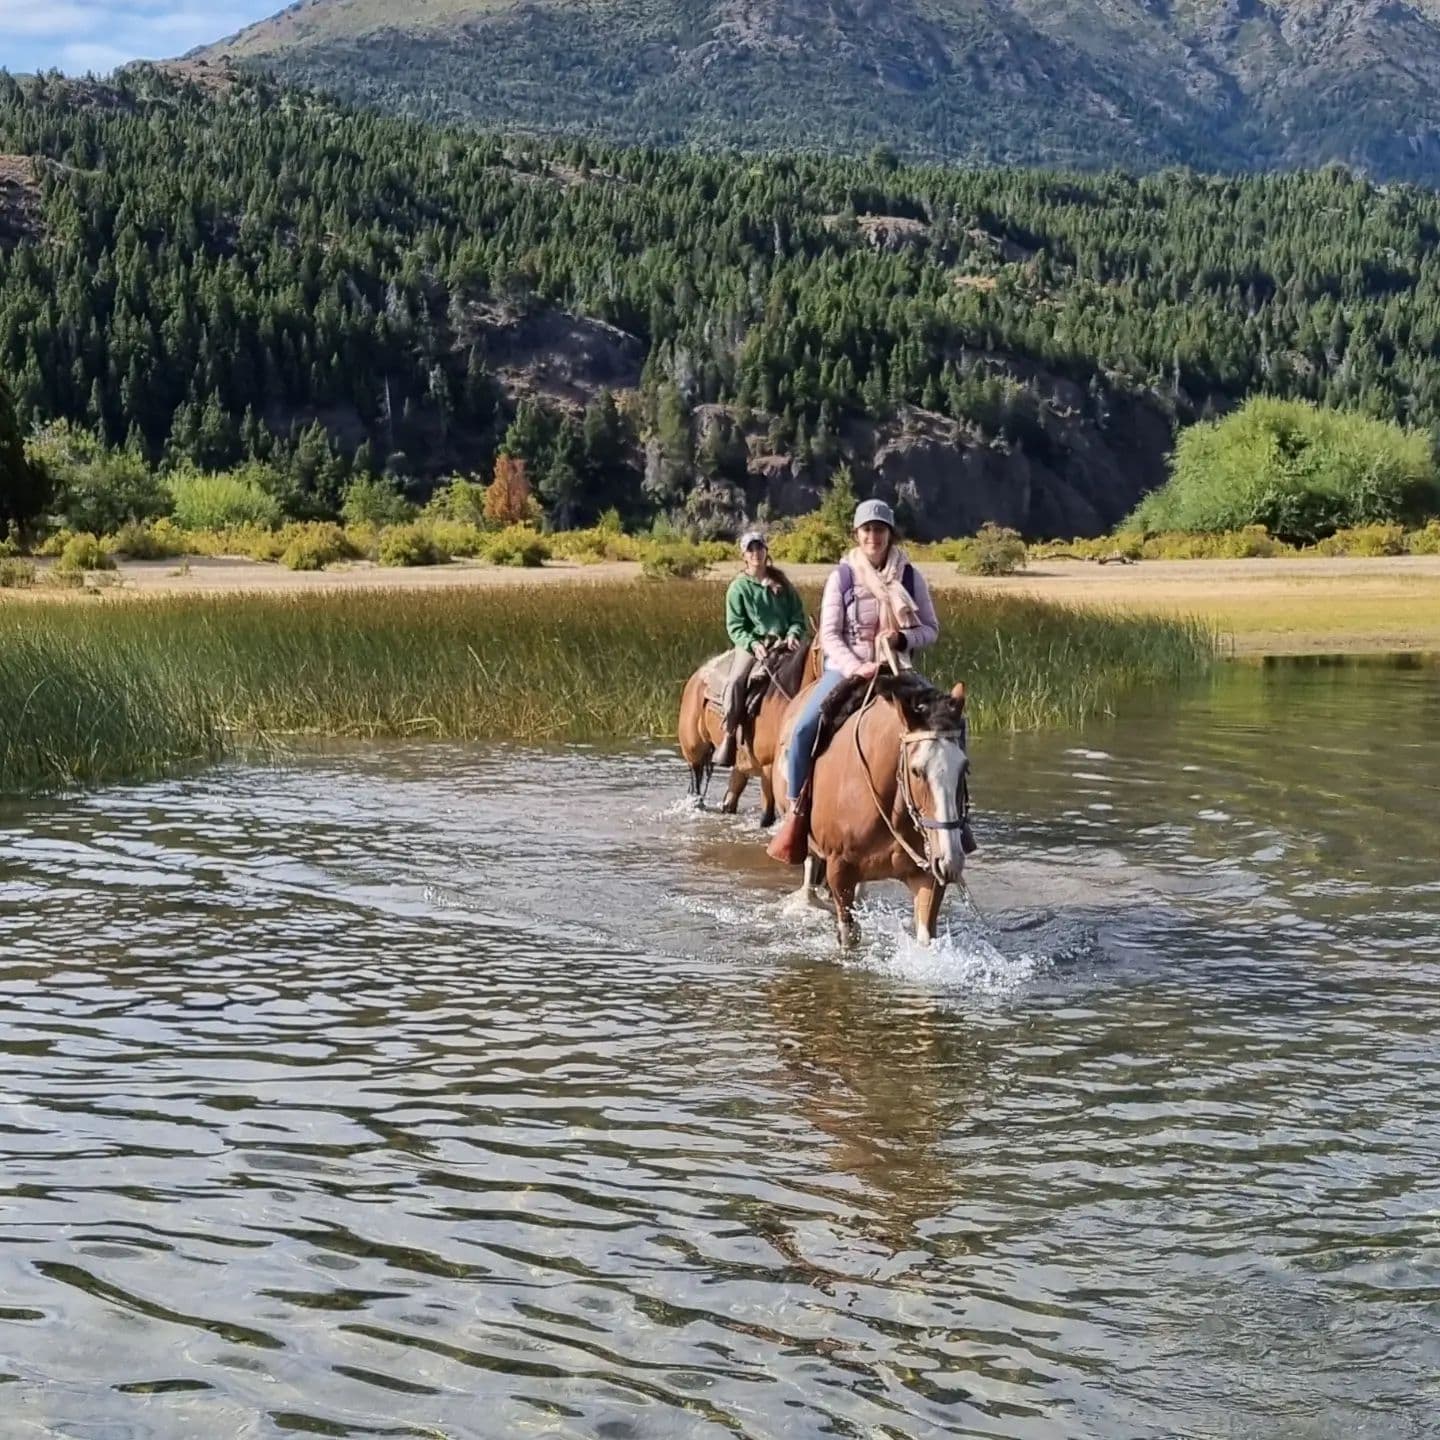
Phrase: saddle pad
[{"left": 701, "top": 652, "right": 731, "bottom": 714}]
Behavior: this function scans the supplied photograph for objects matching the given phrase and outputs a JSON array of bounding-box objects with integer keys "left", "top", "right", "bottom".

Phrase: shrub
[
  {"left": 281, "top": 523, "right": 353, "bottom": 571},
  {"left": 769, "top": 514, "right": 849, "bottom": 563},
  {"left": 484, "top": 525, "right": 551, "bottom": 567},
  {"left": 341, "top": 475, "right": 414, "bottom": 527},
  {"left": 1139, "top": 525, "right": 1288, "bottom": 560},
  {"left": 109, "top": 518, "right": 190, "bottom": 560},
  {"left": 169, "top": 468, "right": 283, "bottom": 531},
  {"left": 55, "top": 532, "right": 116, "bottom": 573},
  {"left": 549, "top": 526, "right": 644, "bottom": 563},
  {"left": 909, "top": 538, "right": 974, "bottom": 563},
  {"left": 1312, "top": 523, "right": 1408, "bottom": 557},
  {"left": 1406, "top": 521, "right": 1440, "bottom": 555},
  {"left": 424, "top": 478, "right": 489, "bottom": 527},
  {"left": 1131, "top": 397, "right": 1440, "bottom": 542},
  {"left": 0, "top": 558, "right": 35, "bottom": 588},
  {"left": 423, "top": 520, "right": 488, "bottom": 558},
  {"left": 27, "top": 421, "right": 169, "bottom": 534},
  {"left": 377, "top": 524, "right": 443, "bottom": 567},
  {"left": 641, "top": 541, "right": 710, "bottom": 579},
  {"left": 958, "top": 522, "right": 1028, "bottom": 576}
]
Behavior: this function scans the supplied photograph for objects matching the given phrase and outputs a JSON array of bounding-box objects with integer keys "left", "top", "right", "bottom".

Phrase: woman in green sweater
[{"left": 714, "top": 531, "right": 808, "bottom": 768}]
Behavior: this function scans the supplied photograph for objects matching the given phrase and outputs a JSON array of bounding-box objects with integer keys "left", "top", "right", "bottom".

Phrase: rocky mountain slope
[{"left": 193, "top": 0, "right": 1440, "bottom": 180}]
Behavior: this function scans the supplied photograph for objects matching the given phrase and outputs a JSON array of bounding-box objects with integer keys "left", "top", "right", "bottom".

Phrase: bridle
[{"left": 853, "top": 691, "right": 971, "bottom": 884}]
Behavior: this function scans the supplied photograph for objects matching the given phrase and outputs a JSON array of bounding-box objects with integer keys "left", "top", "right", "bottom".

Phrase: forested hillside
[
  {"left": 2, "top": 67, "right": 1440, "bottom": 537},
  {"left": 199, "top": 0, "right": 1440, "bottom": 183}
]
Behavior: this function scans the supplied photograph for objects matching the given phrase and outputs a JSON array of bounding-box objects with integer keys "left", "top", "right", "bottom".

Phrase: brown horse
[
  {"left": 773, "top": 672, "right": 970, "bottom": 946},
  {"left": 678, "top": 640, "right": 821, "bottom": 825}
]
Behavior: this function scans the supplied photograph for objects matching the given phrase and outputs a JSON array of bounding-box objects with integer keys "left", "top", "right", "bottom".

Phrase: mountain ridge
[{"left": 190, "top": 0, "right": 1440, "bottom": 180}]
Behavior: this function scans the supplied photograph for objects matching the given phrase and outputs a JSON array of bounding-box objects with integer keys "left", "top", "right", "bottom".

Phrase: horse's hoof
[
  {"left": 782, "top": 887, "right": 824, "bottom": 918},
  {"left": 760, "top": 810, "right": 776, "bottom": 830}
]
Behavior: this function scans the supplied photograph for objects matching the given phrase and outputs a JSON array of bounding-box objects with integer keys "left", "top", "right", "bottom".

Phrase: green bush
[
  {"left": 377, "top": 524, "right": 444, "bottom": 567},
  {"left": 769, "top": 514, "right": 848, "bottom": 564},
  {"left": 423, "top": 520, "right": 488, "bottom": 557},
  {"left": 423, "top": 477, "right": 489, "bottom": 527},
  {"left": 958, "top": 522, "right": 1028, "bottom": 575},
  {"left": 1140, "top": 525, "right": 1288, "bottom": 559},
  {"left": 342, "top": 475, "right": 415, "bottom": 527},
  {"left": 484, "top": 525, "right": 551, "bottom": 567},
  {"left": 0, "top": 557, "right": 36, "bottom": 588},
  {"left": 281, "top": 523, "right": 353, "bottom": 571},
  {"left": 1406, "top": 521, "right": 1440, "bottom": 555},
  {"left": 109, "top": 518, "right": 191, "bottom": 560},
  {"left": 28, "top": 421, "right": 169, "bottom": 534},
  {"left": 169, "top": 468, "right": 283, "bottom": 530},
  {"left": 55, "top": 532, "right": 116, "bottom": 573},
  {"left": 641, "top": 541, "right": 710, "bottom": 579},
  {"left": 1132, "top": 397, "right": 1440, "bottom": 543},
  {"left": 1312, "top": 523, "right": 1408, "bottom": 557},
  {"left": 549, "top": 525, "right": 644, "bottom": 563}
]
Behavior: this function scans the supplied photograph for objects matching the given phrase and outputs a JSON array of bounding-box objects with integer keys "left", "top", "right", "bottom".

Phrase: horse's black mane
[
  {"left": 820, "top": 670, "right": 966, "bottom": 737},
  {"left": 765, "top": 641, "right": 813, "bottom": 697}
]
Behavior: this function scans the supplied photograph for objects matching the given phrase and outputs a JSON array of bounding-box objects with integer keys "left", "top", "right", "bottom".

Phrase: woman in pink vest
[{"left": 782, "top": 498, "right": 940, "bottom": 811}]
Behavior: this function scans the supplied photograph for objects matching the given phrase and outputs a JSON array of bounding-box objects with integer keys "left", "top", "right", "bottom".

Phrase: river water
[{"left": 1, "top": 656, "right": 1437, "bottom": 1439}]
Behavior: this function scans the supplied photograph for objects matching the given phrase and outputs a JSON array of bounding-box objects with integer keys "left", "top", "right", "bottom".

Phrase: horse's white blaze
[{"left": 913, "top": 737, "right": 968, "bottom": 882}]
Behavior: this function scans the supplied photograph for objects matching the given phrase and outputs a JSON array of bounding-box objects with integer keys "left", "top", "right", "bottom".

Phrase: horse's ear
[{"left": 951, "top": 682, "right": 967, "bottom": 712}]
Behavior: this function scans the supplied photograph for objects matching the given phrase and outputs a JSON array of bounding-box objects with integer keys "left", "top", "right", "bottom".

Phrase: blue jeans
[{"left": 786, "top": 668, "right": 848, "bottom": 801}]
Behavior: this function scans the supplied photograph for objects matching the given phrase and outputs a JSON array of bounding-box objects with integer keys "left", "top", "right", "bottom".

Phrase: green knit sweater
[{"left": 725, "top": 573, "right": 806, "bottom": 650}]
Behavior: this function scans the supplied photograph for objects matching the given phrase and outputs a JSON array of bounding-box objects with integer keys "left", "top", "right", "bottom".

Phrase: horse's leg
[
  {"left": 827, "top": 859, "right": 860, "bottom": 948},
  {"left": 803, "top": 854, "right": 823, "bottom": 899},
  {"left": 908, "top": 874, "right": 948, "bottom": 945},
  {"left": 720, "top": 767, "right": 747, "bottom": 815},
  {"left": 759, "top": 771, "right": 776, "bottom": 829},
  {"left": 782, "top": 852, "right": 825, "bottom": 915}
]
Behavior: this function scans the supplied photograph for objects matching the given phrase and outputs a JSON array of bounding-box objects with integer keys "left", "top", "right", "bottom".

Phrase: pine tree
[{"left": 0, "top": 376, "right": 49, "bottom": 533}]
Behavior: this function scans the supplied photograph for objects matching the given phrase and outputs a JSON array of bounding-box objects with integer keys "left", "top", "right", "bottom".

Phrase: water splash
[{"left": 848, "top": 896, "right": 1046, "bottom": 996}]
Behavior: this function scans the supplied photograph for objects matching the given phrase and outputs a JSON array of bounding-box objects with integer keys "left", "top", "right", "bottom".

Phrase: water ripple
[{"left": 1, "top": 660, "right": 1438, "bottom": 1437}]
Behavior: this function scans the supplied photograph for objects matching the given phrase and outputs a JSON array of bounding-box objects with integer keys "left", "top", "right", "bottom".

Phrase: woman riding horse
[
  {"left": 777, "top": 498, "right": 939, "bottom": 819},
  {"left": 713, "top": 531, "right": 806, "bottom": 769}
]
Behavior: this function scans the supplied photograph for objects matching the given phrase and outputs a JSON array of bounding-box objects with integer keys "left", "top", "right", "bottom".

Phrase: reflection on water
[{"left": 1, "top": 656, "right": 1438, "bottom": 1438}]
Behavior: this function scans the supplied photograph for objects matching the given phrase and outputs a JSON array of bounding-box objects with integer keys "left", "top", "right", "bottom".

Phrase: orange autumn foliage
[{"left": 484, "top": 455, "right": 534, "bottom": 526}]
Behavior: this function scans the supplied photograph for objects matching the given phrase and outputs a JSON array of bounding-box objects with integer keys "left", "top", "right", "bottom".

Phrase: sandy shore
[{"left": 10, "top": 553, "right": 1440, "bottom": 656}]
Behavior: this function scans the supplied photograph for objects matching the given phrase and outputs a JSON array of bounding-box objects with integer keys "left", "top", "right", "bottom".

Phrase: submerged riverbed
[{"left": 1, "top": 656, "right": 1437, "bottom": 1438}]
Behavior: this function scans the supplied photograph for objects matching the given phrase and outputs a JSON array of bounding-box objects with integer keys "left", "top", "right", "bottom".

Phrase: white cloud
[{"left": 1, "top": 1, "right": 282, "bottom": 74}]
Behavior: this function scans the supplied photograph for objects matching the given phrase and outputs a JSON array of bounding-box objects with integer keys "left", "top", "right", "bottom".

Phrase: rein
[
  {"left": 850, "top": 647, "right": 971, "bottom": 883},
  {"left": 852, "top": 695, "right": 967, "bottom": 882}
]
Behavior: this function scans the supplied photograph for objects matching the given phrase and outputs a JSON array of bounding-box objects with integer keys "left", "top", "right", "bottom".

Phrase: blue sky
[{"left": 1, "top": 1, "right": 282, "bottom": 76}]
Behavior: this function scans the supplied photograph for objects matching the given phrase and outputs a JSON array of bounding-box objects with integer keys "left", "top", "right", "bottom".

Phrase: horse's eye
[{"left": 910, "top": 765, "right": 925, "bottom": 778}]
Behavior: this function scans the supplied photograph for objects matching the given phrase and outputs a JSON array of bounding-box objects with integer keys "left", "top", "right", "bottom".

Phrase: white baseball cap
[
  {"left": 853, "top": 499, "right": 895, "bottom": 531},
  {"left": 739, "top": 530, "right": 766, "bottom": 554}
]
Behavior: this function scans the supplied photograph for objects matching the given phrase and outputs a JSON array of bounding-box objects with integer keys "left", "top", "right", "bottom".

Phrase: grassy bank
[{"left": 0, "top": 582, "right": 1214, "bottom": 795}]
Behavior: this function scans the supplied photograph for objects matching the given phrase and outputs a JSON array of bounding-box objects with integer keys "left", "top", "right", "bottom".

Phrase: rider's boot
[{"left": 713, "top": 728, "right": 737, "bottom": 768}]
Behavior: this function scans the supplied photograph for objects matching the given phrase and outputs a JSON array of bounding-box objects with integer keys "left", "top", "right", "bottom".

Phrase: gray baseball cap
[
  {"left": 739, "top": 530, "right": 766, "bottom": 553},
  {"left": 853, "top": 499, "right": 895, "bottom": 531}
]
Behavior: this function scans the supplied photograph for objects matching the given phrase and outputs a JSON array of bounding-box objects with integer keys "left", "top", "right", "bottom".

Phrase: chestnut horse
[
  {"left": 678, "top": 640, "right": 821, "bottom": 825},
  {"left": 773, "top": 672, "right": 970, "bottom": 946}
]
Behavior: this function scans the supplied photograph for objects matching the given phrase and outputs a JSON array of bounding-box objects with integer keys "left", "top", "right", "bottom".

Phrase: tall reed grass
[{"left": 0, "top": 583, "right": 1214, "bottom": 793}]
